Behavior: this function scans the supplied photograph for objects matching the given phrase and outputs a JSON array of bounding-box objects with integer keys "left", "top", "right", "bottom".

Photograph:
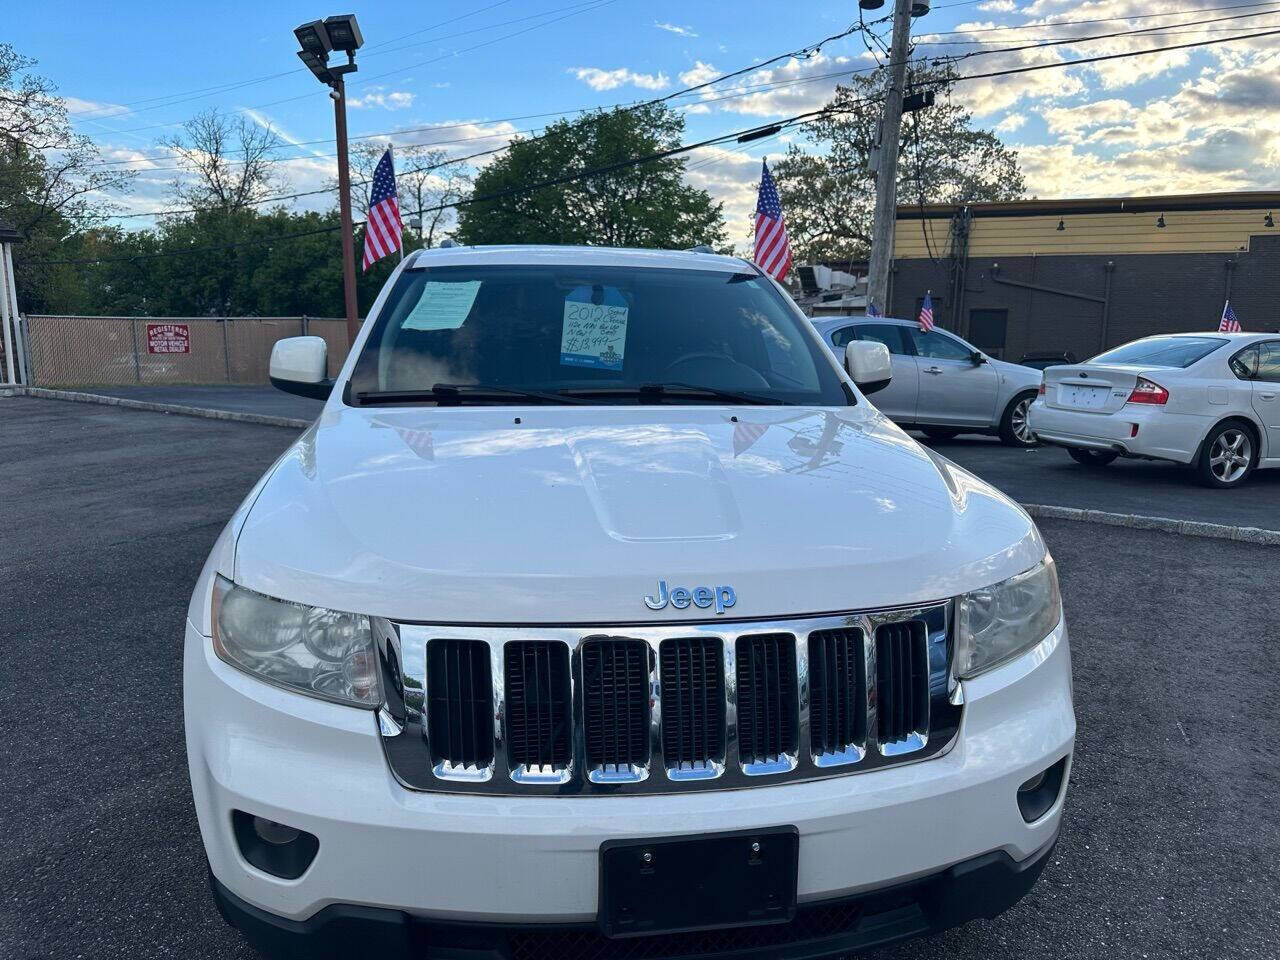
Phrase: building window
[{"left": 968, "top": 309, "right": 1008, "bottom": 359}]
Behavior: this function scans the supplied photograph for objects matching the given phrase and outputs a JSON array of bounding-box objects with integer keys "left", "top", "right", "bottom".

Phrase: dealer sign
[{"left": 146, "top": 323, "right": 191, "bottom": 355}]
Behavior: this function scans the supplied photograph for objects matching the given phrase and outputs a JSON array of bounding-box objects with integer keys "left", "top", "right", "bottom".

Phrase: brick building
[{"left": 887, "top": 192, "right": 1280, "bottom": 363}]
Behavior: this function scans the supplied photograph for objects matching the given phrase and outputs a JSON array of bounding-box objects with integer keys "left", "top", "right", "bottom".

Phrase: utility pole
[
  {"left": 332, "top": 74, "right": 360, "bottom": 343},
  {"left": 865, "top": 0, "right": 915, "bottom": 316}
]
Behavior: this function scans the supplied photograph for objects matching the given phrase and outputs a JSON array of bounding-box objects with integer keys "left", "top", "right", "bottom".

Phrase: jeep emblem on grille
[{"left": 644, "top": 580, "right": 736, "bottom": 614}]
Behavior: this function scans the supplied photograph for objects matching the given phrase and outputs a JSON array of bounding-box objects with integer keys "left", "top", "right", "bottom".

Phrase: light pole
[{"left": 295, "top": 14, "right": 364, "bottom": 347}]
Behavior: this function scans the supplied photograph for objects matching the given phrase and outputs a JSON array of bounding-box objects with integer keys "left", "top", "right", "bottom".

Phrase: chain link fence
[{"left": 23, "top": 315, "right": 351, "bottom": 388}]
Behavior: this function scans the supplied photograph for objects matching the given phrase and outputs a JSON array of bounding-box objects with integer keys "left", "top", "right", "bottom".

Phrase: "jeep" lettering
[{"left": 643, "top": 580, "right": 736, "bottom": 614}]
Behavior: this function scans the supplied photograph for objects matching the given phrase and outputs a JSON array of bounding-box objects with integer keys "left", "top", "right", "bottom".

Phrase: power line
[{"left": 78, "top": 21, "right": 1280, "bottom": 230}]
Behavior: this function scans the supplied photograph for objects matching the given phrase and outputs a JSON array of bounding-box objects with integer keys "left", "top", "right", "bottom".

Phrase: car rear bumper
[
  {"left": 210, "top": 828, "right": 1059, "bottom": 960},
  {"left": 1028, "top": 399, "right": 1203, "bottom": 463}
]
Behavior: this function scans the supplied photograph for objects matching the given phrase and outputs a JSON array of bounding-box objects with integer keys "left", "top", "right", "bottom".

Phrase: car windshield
[
  {"left": 347, "top": 263, "right": 848, "bottom": 406},
  {"left": 1088, "top": 336, "right": 1226, "bottom": 368}
]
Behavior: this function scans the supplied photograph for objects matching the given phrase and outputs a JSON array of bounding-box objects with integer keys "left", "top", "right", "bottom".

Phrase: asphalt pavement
[
  {"left": 2, "top": 396, "right": 1278, "bottom": 959},
  {"left": 918, "top": 432, "right": 1280, "bottom": 530}
]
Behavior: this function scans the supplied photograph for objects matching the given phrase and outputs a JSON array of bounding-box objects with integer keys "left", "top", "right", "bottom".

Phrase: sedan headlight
[
  {"left": 956, "top": 558, "right": 1062, "bottom": 678},
  {"left": 211, "top": 576, "right": 380, "bottom": 707}
]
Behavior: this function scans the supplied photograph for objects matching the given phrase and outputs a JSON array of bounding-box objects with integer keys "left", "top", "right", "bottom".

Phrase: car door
[
  {"left": 910, "top": 328, "right": 999, "bottom": 427},
  {"left": 833, "top": 322, "right": 919, "bottom": 423},
  {"left": 1250, "top": 340, "right": 1280, "bottom": 458}
]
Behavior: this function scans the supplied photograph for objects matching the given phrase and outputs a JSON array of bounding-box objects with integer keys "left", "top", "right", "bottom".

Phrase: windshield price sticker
[
  {"left": 402, "top": 280, "right": 483, "bottom": 331},
  {"left": 560, "top": 286, "right": 628, "bottom": 370}
]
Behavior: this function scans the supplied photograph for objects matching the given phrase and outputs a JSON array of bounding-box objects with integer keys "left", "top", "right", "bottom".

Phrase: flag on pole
[
  {"left": 361, "top": 148, "right": 403, "bottom": 271},
  {"left": 866, "top": 302, "right": 881, "bottom": 317},
  {"left": 918, "top": 290, "right": 935, "bottom": 332},
  {"left": 753, "top": 160, "right": 792, "bottom": 282},
  {"left": 1219, "top": 300, "right": 1242, "bottom": 332}
]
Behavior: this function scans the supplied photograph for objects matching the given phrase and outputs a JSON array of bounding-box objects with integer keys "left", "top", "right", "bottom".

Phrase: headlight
[
  {"left": 211, "top": 576, "right": 380, "bottom": 708},
  {"left": 956, "top": 558, "right": 1062, "bottom": 678}
]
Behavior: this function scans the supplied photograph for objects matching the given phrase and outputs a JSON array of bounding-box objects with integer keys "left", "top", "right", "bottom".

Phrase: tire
[
  {"left": 922, "top": 428, "right": 961, "bottom": 441},
  {"left": 998, "top": 392, "right": 1040, "bottom": 447},
  {"left": 1068, "top": 447, "right": 1118, "bottom": 467},
  {"left": 1196, "top": 421, "right": 1257, "bottom": 488}
]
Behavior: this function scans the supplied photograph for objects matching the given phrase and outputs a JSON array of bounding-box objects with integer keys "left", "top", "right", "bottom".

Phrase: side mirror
[
  {"left": 269, "top": 336, "right": 333, "bottom": 400},
  {"left": 970, "top": 350, "right": 986, "bottom": 365},
  {"left": 844, "top": 340, "right": 892, "bottom": 395}
]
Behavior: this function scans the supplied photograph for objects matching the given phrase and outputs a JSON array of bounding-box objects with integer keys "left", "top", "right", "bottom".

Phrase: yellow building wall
[{"left": 894, "top": 209, "right": 1275, "bottom": 258}]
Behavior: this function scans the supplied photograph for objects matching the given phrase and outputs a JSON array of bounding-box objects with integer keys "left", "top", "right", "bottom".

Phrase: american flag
[
  {"left": 918, "top": 291, "right": 935, "bottom": 332},
  {"left": 361, "top": 148, "right": 403, "bottom": 271},
  {"left": 753, "top": 160, "right": 792, "bottom": 282},
  {"left": 1219, "top": 300, "right": 1242, "bottom": 332}
]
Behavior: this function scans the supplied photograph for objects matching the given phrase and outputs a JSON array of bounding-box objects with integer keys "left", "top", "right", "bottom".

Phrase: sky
[{"left": 8, "top": 0, "right": 1280, "bottom": 249}]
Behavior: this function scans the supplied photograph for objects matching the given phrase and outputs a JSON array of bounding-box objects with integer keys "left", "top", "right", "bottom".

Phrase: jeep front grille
[{"left": 375, "top": 602, "right": 961, "bottom": 795}]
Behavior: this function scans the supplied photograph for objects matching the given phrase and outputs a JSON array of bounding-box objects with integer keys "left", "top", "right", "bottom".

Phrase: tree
[
  {"left": 159, "top": 108, "right": 284, "bottom": 213},
  {"left": 348, "top": 143, "right": 471, "bottom": 249},
  {"left": 454, "top": 104, "right": 725, "bottom": 249},
  {"left": 0, "top": 44, "right": 135, "bottom": 310},
  {"left": 772, "top": 63, "right": 1025, "bottom": 264}
]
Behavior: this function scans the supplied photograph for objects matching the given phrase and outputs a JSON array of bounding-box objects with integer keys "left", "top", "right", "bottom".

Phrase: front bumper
[
  {"left": 185, "top": 611, "right": 1074, "bottom": 929},
  {"left": 1028, "top": 399, "right": 1204, "bottom": 464},
  {"left": 211, "top": 829, "right": 1061, "bottom": 960}
]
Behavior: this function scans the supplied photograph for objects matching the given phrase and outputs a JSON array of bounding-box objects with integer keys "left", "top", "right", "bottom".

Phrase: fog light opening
[
  {"left": 253, "top": 816, "right": 301, "bottom": 846},
  {"left": 1017, "top": 756, "right": 1068, "bottom": 823},
  {"left": 232, "top": 810, "right": 319, "bottom": 879}
]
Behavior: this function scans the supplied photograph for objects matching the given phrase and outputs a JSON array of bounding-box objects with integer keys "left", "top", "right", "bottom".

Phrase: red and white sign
[{"left": 146, "top": 323, "right": 190, "bottom": 354}]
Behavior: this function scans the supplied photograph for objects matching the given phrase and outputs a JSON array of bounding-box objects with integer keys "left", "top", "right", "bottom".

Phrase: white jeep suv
[{"left": 185, "top": 245, "right": 1074, "bottom": 960}]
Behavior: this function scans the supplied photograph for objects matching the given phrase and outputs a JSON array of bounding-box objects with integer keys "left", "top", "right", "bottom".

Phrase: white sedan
[{"left": 1029, "top": 332, "right": 1280, "bottom": 488}]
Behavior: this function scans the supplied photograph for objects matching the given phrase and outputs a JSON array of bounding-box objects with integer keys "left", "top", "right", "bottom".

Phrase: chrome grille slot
[
  {"left": 376, "top": 601, "right": 963, "bottom": 795},
  {"left": 807, "top": 628, "right": 866, "bottom": 763},
  {"left": 504, "top": 641, "right": 572, "bottom": 775},
  {"left": 874, "top": 621, "right": 929, "bottom": 750},
  {"left": 425, "top": 639, "right": 494, "bottom": 775},
  {"left": 659, "top": 637, "right": 725, "bottom": 775},
  {"left": 735, "top": 633, "right": 798, "bottom": 772},
  {"left": 581, "top": 639, "right": 650, "bottom": 777}
]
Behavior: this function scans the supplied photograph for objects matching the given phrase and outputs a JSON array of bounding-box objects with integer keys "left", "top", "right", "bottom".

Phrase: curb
[
  {"left": 8, "top": 386, "right": 1278, "bottom": 546},
  {"left": 1021, "top": 502, "right": 1280, "bottom": 546},
  {"left": 8, "top": 386, "right": 311, "bottom": 430}
]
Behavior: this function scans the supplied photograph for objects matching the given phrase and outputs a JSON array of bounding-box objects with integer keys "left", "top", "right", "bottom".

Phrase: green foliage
[
  {"left": 772, "top": 64, "right": 1026, "bottom": 264},
  {"left": 455, "top": 104, "right": 725, "bottom": 250},
  {"left": 45, "top": 209, "right": 395, "bottom": 318}
]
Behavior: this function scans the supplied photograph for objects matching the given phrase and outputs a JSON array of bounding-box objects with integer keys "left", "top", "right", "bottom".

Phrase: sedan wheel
[
  {"left": 1201, "top": 426, "right": 1254, "bottom": 487},
  {"left": 999, "top": 392, "right": 1040, "bottom": 447}
]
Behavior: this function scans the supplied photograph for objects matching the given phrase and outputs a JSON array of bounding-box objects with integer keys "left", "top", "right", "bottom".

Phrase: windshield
[
  {"left": 1089, "top": 336, "right": 1226, "bottom": 369},
  {"left": 347, "top": 264, "right": 848, "bottom": 406}
]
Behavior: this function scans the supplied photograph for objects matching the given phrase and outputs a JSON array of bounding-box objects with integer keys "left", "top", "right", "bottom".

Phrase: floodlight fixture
[
  {"left": 294, "top": 20, "right": 332, "bottom": 59},
  {"left": 297, "top": 50, "right": 333, "bottom": 84},
  {"left": 323, "top": 14, "right": 364, "bottom": 54}
]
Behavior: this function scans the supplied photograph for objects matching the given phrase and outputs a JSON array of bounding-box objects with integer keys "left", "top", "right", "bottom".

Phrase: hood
[{"left": 233, "top": 403, "right": 1044, "bottom": 623}]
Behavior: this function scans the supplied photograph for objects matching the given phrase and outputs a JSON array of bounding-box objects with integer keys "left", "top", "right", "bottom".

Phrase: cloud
[
  {"left": 681, "top": 145, "right": 765, "bottom": 250},
  {"left": 995, "top": 113, "right": 1027, "bottom": 133},
  {"left": 678, "top": 61, "right": 720, "bottom": 87},
  {"left": 571, "top": 67, "right": 669, "bottom": 91},
  {"left": 347, "top": 89, "right": 415, "bottom": 110},
  {"left": 977, "top": 0, "right": 1018, "bottom": 11},
  {"left": 654, "top": 21, "right": 697, "bottom": 38},
  {"left": 63, "top": 96, "right": 128, "bottom": 117}
]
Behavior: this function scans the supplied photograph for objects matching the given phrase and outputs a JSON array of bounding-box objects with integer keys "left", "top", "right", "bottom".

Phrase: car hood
[{"left": 232, "top": 403, "right": 1044, "bottom": 623}]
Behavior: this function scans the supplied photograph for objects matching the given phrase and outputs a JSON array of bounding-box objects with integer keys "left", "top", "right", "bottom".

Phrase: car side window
[
  {"left": 830, "top": 326, "right": 857, "bottom": 349},
  {"left": 1230, "top": 344, "right": 1259, "bottom": 380},
  {"left": 853, "top": 323, "right": 912, "bottom": 356},
  {"left": 1256, "top": 341, "right": 1280, "bottom": 383},
  {"left": 910, "top": 329, "right": 974, "bottom": 362}
]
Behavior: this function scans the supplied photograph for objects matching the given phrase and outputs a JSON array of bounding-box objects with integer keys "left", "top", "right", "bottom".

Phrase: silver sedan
[{"left": 809, "top": 316, "right": 1045, "bottom": 447}]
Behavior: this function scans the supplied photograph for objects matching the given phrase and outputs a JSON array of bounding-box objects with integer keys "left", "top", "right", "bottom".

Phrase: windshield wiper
[
  {"left": 355, "top": 384, "right": 592, "bottom": 406},
  {"left": 559, "top": 382, "right": 784, "bottom": 405}
]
